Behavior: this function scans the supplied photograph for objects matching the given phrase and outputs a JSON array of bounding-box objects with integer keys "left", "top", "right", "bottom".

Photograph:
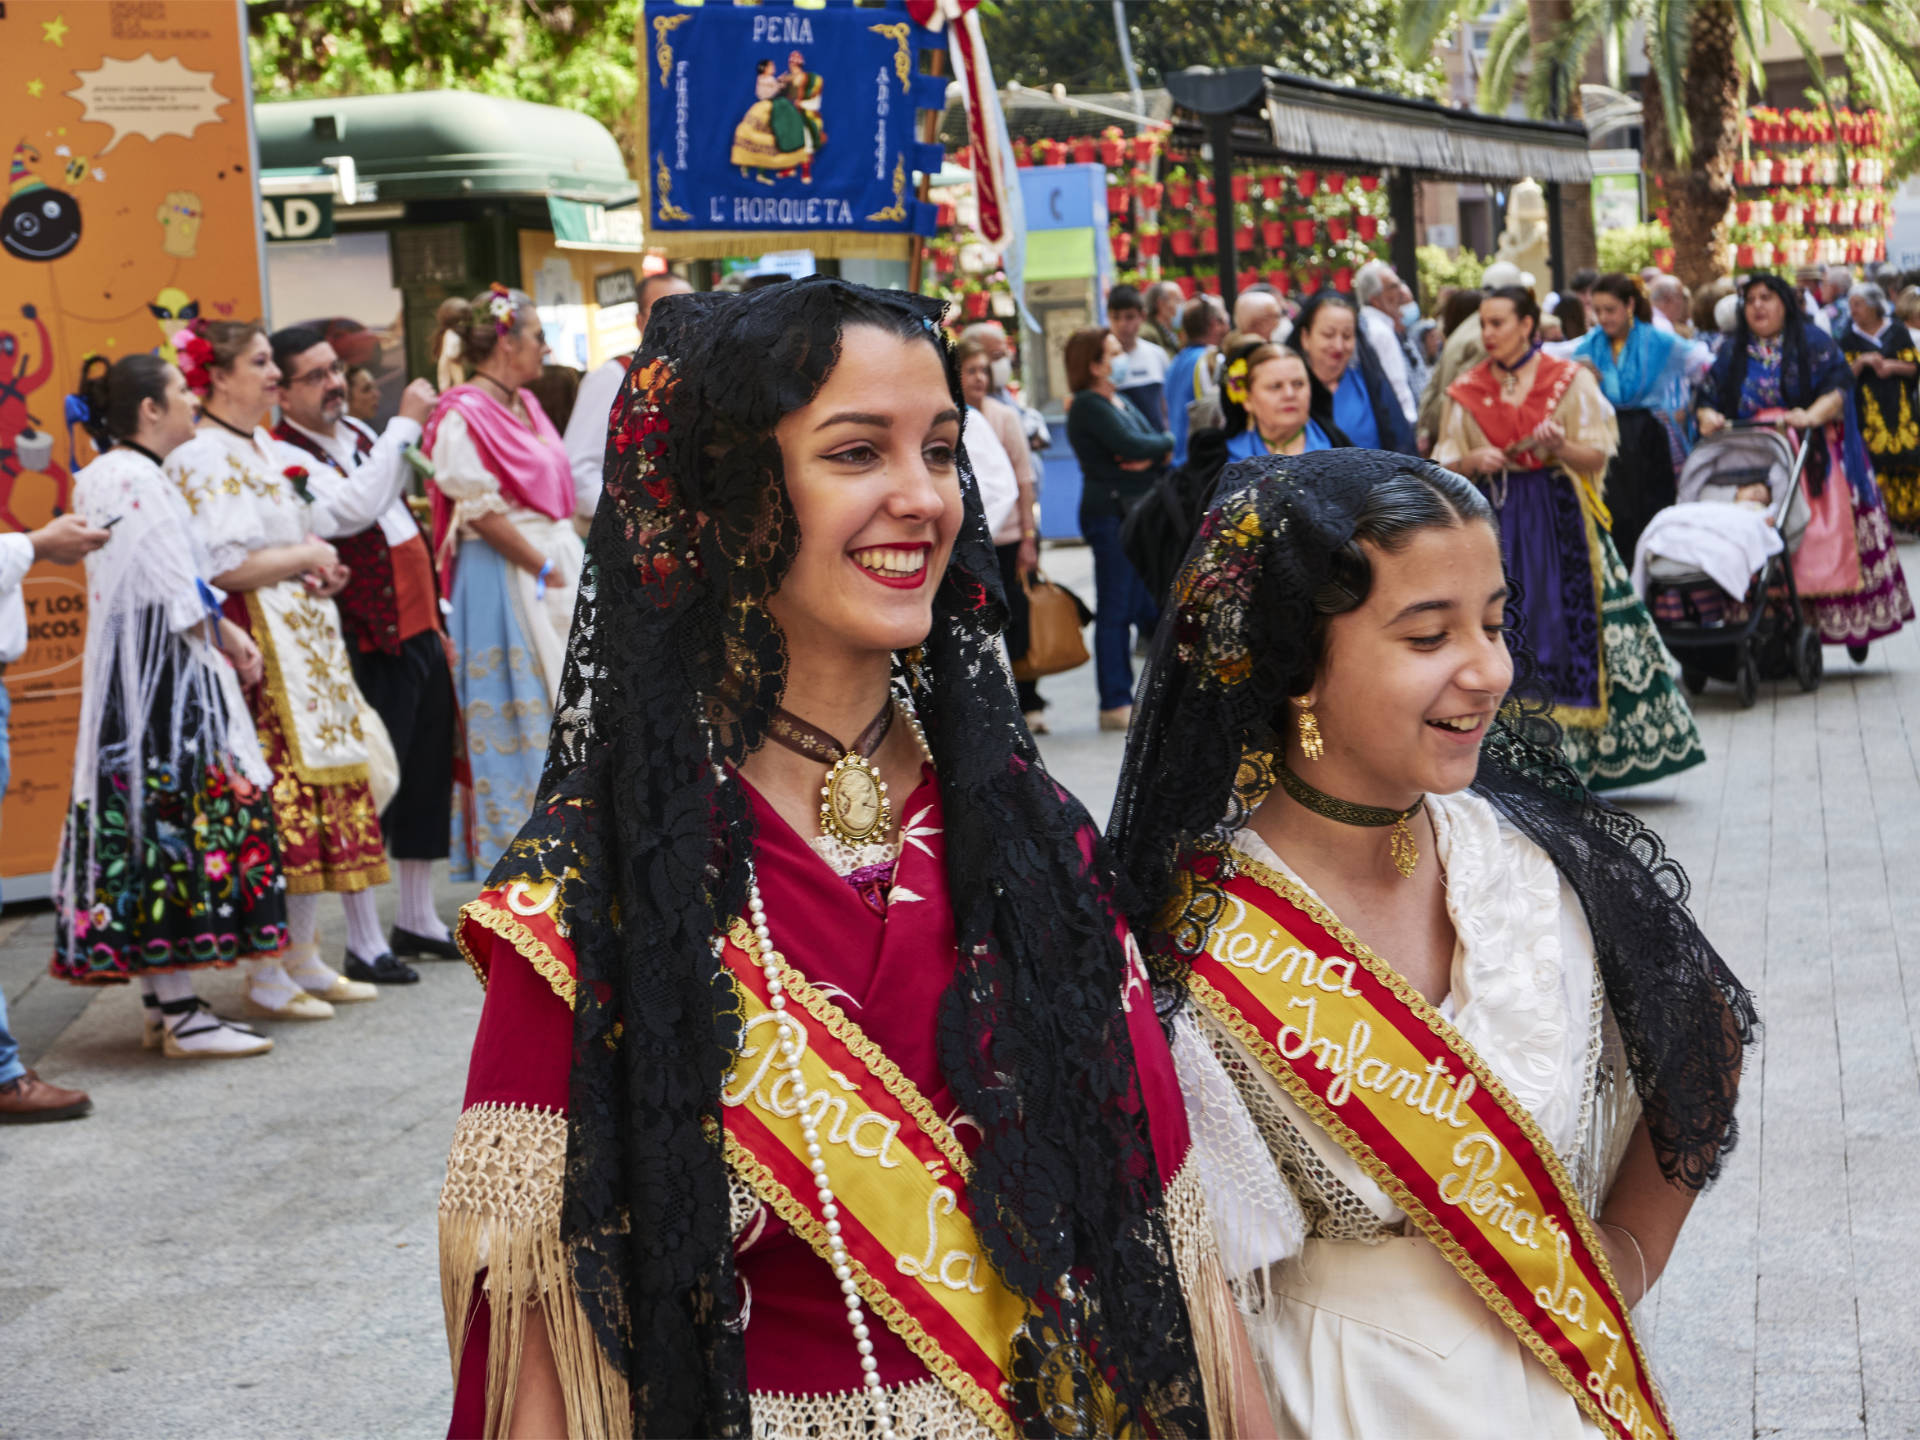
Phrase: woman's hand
[
  {"left": 303, "top": 561, "right": 352, "bottom": 599},
  {"left": 1697, "top": 407, "right": 1728, "bottom": 437},
  {"left": 1529, "top": 417, "right": 1568, "bottom": 455},
  {"left": 1017, "top": 532, "right": 1039, "bottom": 575},
  {"left": 1118, "top": 456, "right": 1156, "bottom": 472},
  {"left": 1460, "top": 446, "right": 1510, "bottom": 477},
  {"left": 298, "top": 538, "right": 340, "bottom": 573},
  {"left": 1779, "top": 407, "right": 1814, "bottom": 430},
  {"left": 217, "top": 618, "right": 263, "bottom": 687}
]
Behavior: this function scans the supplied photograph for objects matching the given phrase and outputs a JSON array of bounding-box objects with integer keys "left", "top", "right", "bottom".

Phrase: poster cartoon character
[
  {"left": 2, "top": 141, "right": 82, "bottom": 261},
  {"left": 0, "top": 304, "right": 70, "bottom": 524},
  {"left": 730, "top": 50, "right": 826, "bottom": 185}
]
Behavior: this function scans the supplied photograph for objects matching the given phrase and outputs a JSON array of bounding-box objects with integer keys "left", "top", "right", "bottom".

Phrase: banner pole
[{"left": 908, "top": 47, "right": 948, "bottom": 295}]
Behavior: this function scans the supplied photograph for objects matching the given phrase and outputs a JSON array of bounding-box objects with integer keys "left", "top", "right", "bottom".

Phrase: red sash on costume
[{"left": 1188, "top": 851, "right": 1675, "bottom": 1440}]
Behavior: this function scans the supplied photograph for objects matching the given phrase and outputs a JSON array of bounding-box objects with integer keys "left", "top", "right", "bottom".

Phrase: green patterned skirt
[{"left": 1559, "top": 530, "right": 1707, "bottom": 791}]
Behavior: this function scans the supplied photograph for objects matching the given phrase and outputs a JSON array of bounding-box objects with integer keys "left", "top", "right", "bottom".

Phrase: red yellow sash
[
  {"left": 1190, "top": 852, "right": 1675, "bottom": 1440},
  {"left": 716, "top": 921, "right": 1027, "bottom": 1439}
]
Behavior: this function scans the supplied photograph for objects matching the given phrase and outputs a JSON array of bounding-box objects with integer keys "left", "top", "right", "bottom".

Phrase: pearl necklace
[{"left": 733, "top": 686, "right": 930, "bottom": 1439}]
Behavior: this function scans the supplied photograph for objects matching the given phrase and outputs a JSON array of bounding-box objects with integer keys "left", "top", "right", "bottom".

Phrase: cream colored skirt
[{"left": 1253, "top": 1236, "right": 1604, "bottom": 1439}]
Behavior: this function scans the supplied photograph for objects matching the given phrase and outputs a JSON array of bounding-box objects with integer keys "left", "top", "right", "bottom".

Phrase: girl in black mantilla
[
  {"left": 1109, "top": 451, "right": 1756, "bottom": 1437},
  {"left": 437, "top": 278, "right": 1272, "bottom": 1438},
  {"left": 51, "top": 355, "right": 285, "bottom": 1058},
  {"left": 1837, "top": 280, "right": 1920, "bottom": 533}
]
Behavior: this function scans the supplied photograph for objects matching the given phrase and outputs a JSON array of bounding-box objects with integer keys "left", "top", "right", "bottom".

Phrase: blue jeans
[
  {"left": 0, "top": 681, "right": 20, "bottom": 1085},
  {"left": 1082, "top": 510, "right": 1159, "bottom": 711}
]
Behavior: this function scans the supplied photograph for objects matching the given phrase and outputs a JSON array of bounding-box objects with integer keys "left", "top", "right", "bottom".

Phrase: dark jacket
[{"left": 1067, "top": 390, "right": 1174, "bottom": 521}]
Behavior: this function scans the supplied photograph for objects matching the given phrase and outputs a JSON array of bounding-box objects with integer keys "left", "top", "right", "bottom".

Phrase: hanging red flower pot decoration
[
  {"left": 1262, "top": 219, "right": 1286, "bottom": 249},
  {"left": 1197, "top": 176, "right": 1215, "bottom": 206},
  {"left": 1231, "top": 173, "right": 1251, "bottom": 203},
  {"left": 1292, "top": 218, "right": 1317, "bottom": 247},
  {"left": 1358, "top": 174, "right": 1380, "bottom": 192},
  {"left": 1332, "top": 266, "right": 1354, "bottom": 293},
  {"left": 1357, "top": 215, "right": 1378, "bottom": 241},
  {"left": 1136, "top": 180, "right": 1163, "bottom": 209},
  {"left": 1071, "top": 137, "right": 1096, "bottom": 164},
  {"left": 1139, "top": 231, "right": 1163, "bottom": 258},
  {"left": 1235, "top": 224, "right": 1256, "bottom": 252},
  {"left": 1296, "top": 170, "right": 1318, "bottom": 199},
  {"left": 1171, "top": 228, "right": 1196, "bottom": 258},
  {"left": 1326, "top": 216, "right": 1350, "bottom": 242},
  {"left": 1174, "top": 274, "right": 1198, "bottom": 299},
  {"left": 1132, "top": 135, "right": 1156, "bottom": 164},
  {"left": 1166, "top": 179, "right": 1193, "bottom": 209},
  {"left": 1325, "top": 172, "right": 1347, "bottom": 195}
]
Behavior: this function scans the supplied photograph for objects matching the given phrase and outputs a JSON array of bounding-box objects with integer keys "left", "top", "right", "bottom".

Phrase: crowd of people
[
  {"left": 1056, "top": 256, "right": 1916, "bottom": 792},
  {"left": 0, "top": 247, "right": 1810, "bottom": 1435},
  {"left": 0, "top": 271, "right": 693, "bottom": 1119}
]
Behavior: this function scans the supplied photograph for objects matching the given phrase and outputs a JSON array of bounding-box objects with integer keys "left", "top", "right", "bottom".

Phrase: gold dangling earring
[{"left": 1296, "top": 700, "right": 1325, "bottom": 762}]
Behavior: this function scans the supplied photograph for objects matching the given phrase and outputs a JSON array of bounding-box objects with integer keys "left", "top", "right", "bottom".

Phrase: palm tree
[{"left": 1400, "top": 0, "right": 1920, "bottom": 288}]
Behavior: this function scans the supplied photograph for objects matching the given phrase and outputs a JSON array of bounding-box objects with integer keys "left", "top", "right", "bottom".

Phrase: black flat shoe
[
  {"left": 389, "top": 924, "right": 460, "bottom": 960},
  {"left": 345, "top": 951, "right": 420, "bottom": 985}
]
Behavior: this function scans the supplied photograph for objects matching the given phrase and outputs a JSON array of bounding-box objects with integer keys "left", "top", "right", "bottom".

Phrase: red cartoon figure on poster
[{"left": 0, "top": 304, "right": 72, "bottom": 527}]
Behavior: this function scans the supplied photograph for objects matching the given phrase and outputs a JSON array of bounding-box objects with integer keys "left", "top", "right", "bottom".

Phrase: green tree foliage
[
  {"left": 247, "top": 0, "right": 644, "bottom": 159},
  {"left": 983, "top": 0, "right": 1440, "bottom": 95}
]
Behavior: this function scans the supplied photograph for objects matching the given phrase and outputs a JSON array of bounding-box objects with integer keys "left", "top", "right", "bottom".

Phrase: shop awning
[
  {"left": 256, "top": 92, "right": 639, "bottom": 206},
  {"left": 1166, "top": 68, "right": 1593, "bottom": 184}
]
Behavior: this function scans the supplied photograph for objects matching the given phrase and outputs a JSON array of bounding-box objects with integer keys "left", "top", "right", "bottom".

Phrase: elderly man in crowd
[
  {"left": 1355, "top": 259, "right": 1422, "bottom": 424},
  {"left": 1144, "top": 280, "right": 1184, "bottom": 353},
  {"left": 1650, "top": 275, "right": 1694, "bottom": 339},
  {"left": 1232, "top": 288, "right": 1284, "bottom": 344}
]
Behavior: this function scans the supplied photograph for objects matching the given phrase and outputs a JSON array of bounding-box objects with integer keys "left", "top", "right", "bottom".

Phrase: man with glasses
[{"left": 269, "top": 326, "right": 456, "bottom": 980}]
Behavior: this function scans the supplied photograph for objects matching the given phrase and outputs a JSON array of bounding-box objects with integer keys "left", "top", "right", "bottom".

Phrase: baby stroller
[{"left": 1640, "top": 423, "right": 1820, "bottom": 708}]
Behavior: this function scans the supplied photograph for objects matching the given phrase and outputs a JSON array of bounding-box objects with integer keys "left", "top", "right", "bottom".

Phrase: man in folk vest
[{"left": 269, "top": 326, "right": 454, "bottom": 982}]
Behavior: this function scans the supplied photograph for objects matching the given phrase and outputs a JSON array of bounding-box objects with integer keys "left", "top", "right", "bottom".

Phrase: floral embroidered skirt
[
  {"left": 52, "top": 664, "right": 289, "bottom": 982},
  {"left": 252, "top": 679, "right": 391, "bottom": 894},
  {"left": 1560, "top": 531, "right": 1708, "bottom": 792}
]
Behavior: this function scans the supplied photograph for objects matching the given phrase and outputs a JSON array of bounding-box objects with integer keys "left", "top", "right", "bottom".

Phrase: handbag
[{"left": 1012, "top": 571, "right": 1092, "bottom": 681}]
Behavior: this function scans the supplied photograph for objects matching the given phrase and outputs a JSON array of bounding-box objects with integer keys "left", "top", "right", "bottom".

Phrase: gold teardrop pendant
[{"left": 1389, "top": 818, "right": 1419, "bottom": 879}]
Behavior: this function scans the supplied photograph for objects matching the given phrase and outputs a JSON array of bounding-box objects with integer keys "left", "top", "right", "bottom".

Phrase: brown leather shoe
[{"left": 0, "top": 1070, "right": 93, "bottom": 1123}]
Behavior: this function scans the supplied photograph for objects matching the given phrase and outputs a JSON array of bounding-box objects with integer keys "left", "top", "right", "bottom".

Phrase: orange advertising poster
[{"left": 0, "top": 0, "right": 263, "bottom": 890}]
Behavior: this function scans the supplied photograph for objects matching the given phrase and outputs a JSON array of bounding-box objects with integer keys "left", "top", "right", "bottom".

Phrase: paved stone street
[{"left": 4, "top": 539, "right": 1918, "bottom": 1438}]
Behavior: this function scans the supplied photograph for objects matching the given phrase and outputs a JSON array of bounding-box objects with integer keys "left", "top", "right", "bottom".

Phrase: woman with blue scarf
[
  {"left": 1287, "top": 290, "right": 1416, "bottom": 456},
  {"left": 1698, "top": 273, "right": 1914, "bottom": 657},
  {"left": 1569, "top": 273, "right": 1693, "bottom": 565}
]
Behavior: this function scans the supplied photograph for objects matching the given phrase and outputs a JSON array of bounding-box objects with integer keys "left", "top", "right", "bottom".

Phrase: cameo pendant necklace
[{"left": 766, "top": 697, "right": 895, "bottom": 849}]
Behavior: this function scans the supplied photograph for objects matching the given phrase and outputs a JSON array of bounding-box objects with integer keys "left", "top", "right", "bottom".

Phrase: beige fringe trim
[
  {"left": 439, "top": 1102, "right": 630, "bottom": 1439},
  {"left": 1163, "top": 1157, "right": 1245, "bottom": 1438}
]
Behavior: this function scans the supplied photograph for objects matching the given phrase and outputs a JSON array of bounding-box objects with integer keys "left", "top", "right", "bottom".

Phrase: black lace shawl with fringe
[
  {"left": 1108, "top": 449, "right": 1757, "bottom": 1193},
  {"left": 482, "top": 277, "right": 1207, "bottom": 1436}
]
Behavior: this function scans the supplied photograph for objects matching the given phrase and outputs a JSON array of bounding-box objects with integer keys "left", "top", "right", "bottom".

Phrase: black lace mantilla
[
  {"left": 487, "top": 277, "right": 1207, "bottom": 1436},
  {"left": 1109, "top": 449, "right": 1758, "bottom": 1193}
]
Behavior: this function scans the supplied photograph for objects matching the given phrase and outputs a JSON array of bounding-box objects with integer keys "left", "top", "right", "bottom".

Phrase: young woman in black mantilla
[
  {"left": 1109, "top": 450, "right": 1756, "bottom": 1438},
  {"left": 436, "top": 278, "right": 1274, "bottom": 1438}
]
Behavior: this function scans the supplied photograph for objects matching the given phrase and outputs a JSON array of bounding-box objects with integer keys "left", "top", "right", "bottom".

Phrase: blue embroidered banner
[{"left": 643, "top": 0, "right": 944, "bottom": 249}]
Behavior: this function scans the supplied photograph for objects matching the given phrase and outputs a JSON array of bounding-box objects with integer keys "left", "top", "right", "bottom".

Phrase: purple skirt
[{"left": 1485, "top": 467, "right": 1601, "bottom": 714}]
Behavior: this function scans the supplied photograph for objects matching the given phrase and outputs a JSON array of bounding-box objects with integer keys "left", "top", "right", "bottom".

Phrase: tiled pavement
[{"left": 3, "top": 540, "right": 1916, "bottom": 1437}]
